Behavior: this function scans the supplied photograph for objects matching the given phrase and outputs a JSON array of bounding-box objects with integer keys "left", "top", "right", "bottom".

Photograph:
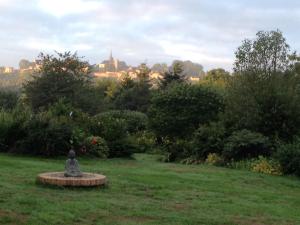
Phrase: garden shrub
[
  {"left": 0, "top": 106, "right": 30, "bottom": 152},
  {"left": 276, "top": 139, "right": 300, "bottom": 176},
  {"left": 92, "top": 113, "right": 128, "bottom": 141},
  {"left": 0, "top": 91, "right": 18, "bottom": 110},
  {"left": 120, "top": 110, "right": 148, "bottom": 132},
  {"left": 131, "top": 131, "right": 156, "bottom": 153},
  {"left": 48, "top": 99, "right": 92, "bottom": 131},
  {"left": 0, "top": 110, "right": 14, "bottom": 151},
  {"left": 149, "top": 83, "right": 224, "bottom": 139},
  {"left": 225, "top": 69, "right": 300, "bottom": 142},
  {"left": 17, "top": 112, "right": 74, "bottom": 156},
  {"left": 107, "top": 137, "right": 138, "bottom": 158},
  {"left": 92, "top": 112, "right": 135, "bottom": 157},
  {"left": 223, "top": 129, "right": 270, "bottom": 161},
  {"left": 162, "top": 139, "right": 192, "bottom": 162},
  {"left": 95, "top": 110, "right": 148, "bottom": 133},
  {"left": 191, "top": 122, "right": 225, "bottom": 159},
  {"left": 251, "top": 156, "right": 282, "bottom": 175},
  {"left": 205, "top": 153, "right": 224, "bottom": 166},
  {"left": 14, "top": 101, "right": 91, "bottom": 156},
  {"left": 84, "top": 136, "right": 109, "bottom": 158}
]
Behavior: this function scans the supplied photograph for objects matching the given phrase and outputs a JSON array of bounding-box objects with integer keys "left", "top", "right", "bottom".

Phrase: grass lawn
[{"left": 0, "top": 153, "right": 299, "bottom": 225}]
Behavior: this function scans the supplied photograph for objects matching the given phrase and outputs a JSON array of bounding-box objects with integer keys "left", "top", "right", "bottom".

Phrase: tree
[
  {"left": 24, "top": 52, "right": 91, "bottom": 111},
  {"left": 151, "top": 63, "right": 168, "bottom": 73},
  {"left": 136, "top": 63, "right": 152, "bottom": 84},
  {"left": 159, "top": 61, "right": 186, "bottom": 88},
  {"left": 227, "top": 54, "right": 300, "bottom": 141},
  {"left": 202, "top": 68, "right": 231, "bottom": 88},
  {"left": 120, "top": 72, "right": 135, "bottom": 89},
  {"left": 113, "top": 64, "right": 152, "bottom": 112},
  {"left": 174, "top": 60, "right": 205, "bottom": 77},
  {"left": 234, "top": 30, "right": 291, "bottom": 76},
  {"left": 226, "top": 30, "right": 300, "bottom": 141},
  {"left": 149, "top": 83, "right": 224, "bottom": 139},
  {"left": 19, "top": 59, "right": 32, "bottom": 70},
  {"left": 205, "top": 68, "right": 230, "bottom": 82}
]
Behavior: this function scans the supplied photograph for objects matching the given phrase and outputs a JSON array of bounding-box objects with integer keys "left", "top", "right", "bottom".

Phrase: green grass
[{"left": 0, "top": 153, "right": 299, "bottom": 225}]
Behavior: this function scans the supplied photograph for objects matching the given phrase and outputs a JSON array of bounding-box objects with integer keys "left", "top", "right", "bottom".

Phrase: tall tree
[
  {"left": 151, "top": 63, "right": 168, "bottom": 74},
  {"left": 227, "top": 30, "right": 300, "bottom": 141},
  {"left": 200, "top": 68, "right": 231, "bottom": 89},
  {"left": 19, "top": 59, "right": 32, "bottom": 70},
  {"left": 234, "top": 30, "right": 291, "bottom": 76},
  {"left": 173, "top": 60, "right": 205, "bottom": 77},
  {"left": 113, "top": 64, "right": 152, "bottom": 112},
  {"left": 24, "top": 52, "right": 91, "bottom": 111},
  {"left": 159, "top": 61, "right": 186, "bottom": 88}
]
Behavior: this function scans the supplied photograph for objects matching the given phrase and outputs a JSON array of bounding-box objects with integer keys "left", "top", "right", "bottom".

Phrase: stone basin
[{"left": 37, "top": 172, "right": 106, "bottom": 187}]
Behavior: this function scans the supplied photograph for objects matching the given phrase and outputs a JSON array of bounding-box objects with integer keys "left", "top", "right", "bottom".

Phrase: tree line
[{"left": 0, "top": 30, "right": 299, "bottom": 177}]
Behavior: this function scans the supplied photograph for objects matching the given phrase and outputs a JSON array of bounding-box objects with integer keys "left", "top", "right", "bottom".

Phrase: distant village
[{"left": 0, "top": 52, "right": 202, "bottom": 82}]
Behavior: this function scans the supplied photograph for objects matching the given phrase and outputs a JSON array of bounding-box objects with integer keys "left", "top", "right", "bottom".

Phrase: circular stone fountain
[
  {"left": 37, "top": 150, "right": 107, "bottom": 187},
  {"left": 38, "top": 172, "right": 106, "bottom": 186}
]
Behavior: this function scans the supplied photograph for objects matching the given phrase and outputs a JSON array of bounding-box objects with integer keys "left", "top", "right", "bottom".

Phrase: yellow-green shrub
[
  {"left": 205, "top": 153, "right": 223, "bottom": 166},
  {"left": 251, "top": 156, "right": 282, "bottom": 175}
]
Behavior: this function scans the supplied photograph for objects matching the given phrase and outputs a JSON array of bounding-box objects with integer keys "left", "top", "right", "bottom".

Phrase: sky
[{"left": 0, "top": 0, "right": 299, "bottom": 71}]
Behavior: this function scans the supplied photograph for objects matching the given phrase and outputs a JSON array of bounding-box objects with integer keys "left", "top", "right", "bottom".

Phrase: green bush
[
  {"left": 0, "top": 110, "right": 14, "bottom": 151},
  {"left": 162, "top": 139, "right": 192, "bottom": 162},
  {"left": 132, "top": 131, "right": 156, "bottom": 153},
  {"left": 84, "top": 136, "right": 109, "bottom": 158},
  {"left": 14, "top": 101, "right": 90, "bottom": 156},
  {"left": 96, "top": 110, "right": 148, "bottom": 133},
  {"left": 223, "top": 130, "right": 270, "bottom": 161},
  {"left": 149, "top": 83, "right": 223, "bottom": 139},
  {"left": 276, "top": 139, "right": 300, "bottom": 176},
  {"left": 48, "top": 99, "right": 92, "bottom": 131},
  {"left": 225, "top": 70, "right": 300, "bottom": 142},
  {"left": 107, "top": 137, "right": 138, "bottom": 158},
  {"left": 92, "top": 113, "right": 128, "bottom": 141},
  {"left": 0, "top": 91, "right": 18, "bottom": 110},
  {"left": 191, "top": 122, "right": 225, "bottom": 159},
  {"left": 0, "top": 106, "right": 30, "bottom": 152},
  {"left": 92, "top": 112, "right": 135, "bottom": 157},
  {"left": 205, "top": 153, "right": 224, "bottom": 166},
  {"left": 17, "top": 112, "right": 73, "bottom": 156}
]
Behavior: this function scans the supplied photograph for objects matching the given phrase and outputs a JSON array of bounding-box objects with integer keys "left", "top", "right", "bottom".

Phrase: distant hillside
[{"left": 152, "top": 60, "right": 205, "bottom": 78}]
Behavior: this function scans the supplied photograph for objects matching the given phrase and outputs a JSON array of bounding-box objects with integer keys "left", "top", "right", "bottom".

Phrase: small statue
[{"left": 64, "top": 149, "right": 82, "bottom": 177}]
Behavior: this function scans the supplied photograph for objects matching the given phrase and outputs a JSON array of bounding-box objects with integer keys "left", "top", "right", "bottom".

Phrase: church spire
[{"left": 109, "top": 50, "right": 113, "bottom": 61}]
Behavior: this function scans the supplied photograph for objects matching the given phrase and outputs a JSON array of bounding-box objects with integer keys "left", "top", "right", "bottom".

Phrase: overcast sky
[{"left": 0, "top": 0, "right": 299, "bottom": 71}]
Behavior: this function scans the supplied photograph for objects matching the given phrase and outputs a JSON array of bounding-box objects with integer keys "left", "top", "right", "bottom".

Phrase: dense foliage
[
  {"left": 149, "top": 83, "right": 224, "bottom": 139},
  {"left": 191, "top": 122, "right": 226, "bottom": 159},
  {"left": 276, "top": 139, "right": 300, "bottom": 176},
  {"left": 24, "top": 52, "right": 95, "bottom": 113},
  {"left": 0, "top": 90, "right": 18, "bottom": 110},
  {"left": 223, "top": 130, "right": 271, "bottom": 161},
  {"left": 1, "top": 29, "right": 300, "bottom": 177}
]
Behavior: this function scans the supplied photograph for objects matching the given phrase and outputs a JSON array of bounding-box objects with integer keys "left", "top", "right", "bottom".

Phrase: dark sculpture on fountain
[
  {"left": 37, "top": 148, "right": 106, "bottom": 186},
  {"left": 64, "top": 149, "right": 82, "bottom": 177}
]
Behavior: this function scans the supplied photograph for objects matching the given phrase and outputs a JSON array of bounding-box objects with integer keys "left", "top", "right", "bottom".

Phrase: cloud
[
  {"left": 37, "top": 0, "right": 102, "bottom": 18},
  {"left": 0, "top": 0, "right": 300, "bottom": 71},
  {"left": 158, "top": 40, "right": 233, "bottom": 69}
]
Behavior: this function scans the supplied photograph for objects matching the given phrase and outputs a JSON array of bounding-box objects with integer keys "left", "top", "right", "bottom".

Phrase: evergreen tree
[{"left": 159, "top": 61, "right": 186, "bottom": 88}]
